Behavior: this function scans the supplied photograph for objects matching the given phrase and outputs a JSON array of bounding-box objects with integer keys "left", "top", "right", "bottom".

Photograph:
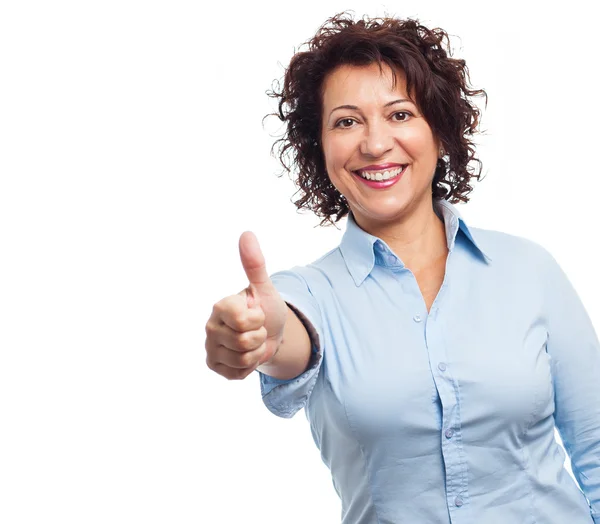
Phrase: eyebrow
[{"left": 329, "top": 98, "right": 413, "bottom": 118}]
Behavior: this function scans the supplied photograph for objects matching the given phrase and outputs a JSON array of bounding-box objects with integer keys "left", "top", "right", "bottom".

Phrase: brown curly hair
[{"left": 264, "top": 11, "right": 488, "bottom": 227}]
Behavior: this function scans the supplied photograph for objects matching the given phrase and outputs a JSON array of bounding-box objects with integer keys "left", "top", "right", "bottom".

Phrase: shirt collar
[{"left": 339, "top": 198, "right": 492, "bottom": 286}]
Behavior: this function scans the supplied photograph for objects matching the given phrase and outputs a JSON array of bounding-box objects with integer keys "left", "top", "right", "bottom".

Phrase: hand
[{"left": 205, "top": 231, "right": 288, "bottom": 380}]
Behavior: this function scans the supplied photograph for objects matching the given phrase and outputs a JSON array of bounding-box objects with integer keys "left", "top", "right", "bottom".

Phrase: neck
[{"left": 352, "top": 198, "right": 448, "bottom": 270}]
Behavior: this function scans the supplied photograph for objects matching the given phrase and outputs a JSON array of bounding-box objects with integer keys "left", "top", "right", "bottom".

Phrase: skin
[{"left": 320, "top": 62, "right": 449, "bottom": 279}]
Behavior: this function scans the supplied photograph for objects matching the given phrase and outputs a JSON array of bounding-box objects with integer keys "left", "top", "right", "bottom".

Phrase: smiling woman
[
  {"left": 265, "top": 12, "right": 487, "bottom": 230},
  {"left": 204, "top": 10, "right": 600, "bottom": 524}
]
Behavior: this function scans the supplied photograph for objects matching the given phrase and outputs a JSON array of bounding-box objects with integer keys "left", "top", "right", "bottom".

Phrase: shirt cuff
[{"left": 259, "top": 344, "right": 322, "bottom": 418}]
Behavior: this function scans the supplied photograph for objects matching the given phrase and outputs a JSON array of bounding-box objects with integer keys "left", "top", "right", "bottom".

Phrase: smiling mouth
[{"left": 352, "top": 165, "right": 408, "bottom": 181}]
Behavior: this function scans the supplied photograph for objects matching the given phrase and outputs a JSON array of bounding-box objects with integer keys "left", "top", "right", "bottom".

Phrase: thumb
[{"left": 239, "top": 231, "right": 273, "bottom": 293}]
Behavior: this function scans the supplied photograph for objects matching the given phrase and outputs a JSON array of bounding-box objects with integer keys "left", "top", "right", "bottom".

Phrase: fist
[{"left": 204, "top": 232, "right": 287, "bottom": 380}]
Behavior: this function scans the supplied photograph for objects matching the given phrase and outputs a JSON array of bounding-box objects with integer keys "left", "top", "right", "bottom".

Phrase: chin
[
  {"left": 354, "top": 206, "right": 407, "bottom": 224},
  {"left": 360, "top": 191, "right": 429, "bottom": 219}
]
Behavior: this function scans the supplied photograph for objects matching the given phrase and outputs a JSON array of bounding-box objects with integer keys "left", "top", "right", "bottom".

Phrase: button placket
[{"left": 420, "top": 260, "right": 469, "bottom": 516}]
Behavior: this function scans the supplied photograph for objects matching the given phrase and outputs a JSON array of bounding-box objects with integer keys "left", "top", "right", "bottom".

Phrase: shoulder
[
  {"left": 467, "top": 225, "right": 556, "bottom": 269},
  {"left": 269, "top": 246, "right": 342, "bottom": 295},
  {"left": 282, "top": 246, "right": 342, "bottom": 283}
]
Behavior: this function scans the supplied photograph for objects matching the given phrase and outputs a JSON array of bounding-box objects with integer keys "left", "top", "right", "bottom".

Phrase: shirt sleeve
[
  {"left": 543, "top": 249, "right": 600, "bottom": 522},
  {"left": 256, "top": 267, "right": 324, "bottom": 419}
]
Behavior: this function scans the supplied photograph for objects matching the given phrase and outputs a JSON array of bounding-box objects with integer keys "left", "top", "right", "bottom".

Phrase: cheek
[
  {"left": 405, "top": 129, "right": 437, "bottom": 156},
  {"left": 324, "top": 139, "right": 353, "bottom": 173}
]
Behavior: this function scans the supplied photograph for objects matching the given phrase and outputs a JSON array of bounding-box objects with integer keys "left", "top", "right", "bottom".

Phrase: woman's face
[{"left": 320, "top": 62, "right": 442, "bottom": 227}]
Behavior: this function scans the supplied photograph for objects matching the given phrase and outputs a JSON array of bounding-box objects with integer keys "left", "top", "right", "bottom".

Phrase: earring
[{"left": 439, "top": 148, "right": 445, "bottom": 157}]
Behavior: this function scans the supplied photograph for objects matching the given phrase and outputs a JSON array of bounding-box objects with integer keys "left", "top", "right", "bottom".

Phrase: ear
[{"left": 437, "top": 139, "right": 445, "bottom": 158}]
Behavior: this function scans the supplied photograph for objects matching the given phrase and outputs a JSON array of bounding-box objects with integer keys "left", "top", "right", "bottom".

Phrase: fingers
[
  {"left": 205, "top": 250, "right": 278, "bottom": 381},
  {"left": 211, "top": 295, "right": 265, "bottom": 331},
  {"left": 239, "top": 231, "right": 271, "bottom": 287},
  {"left": 209, "top": 361, "right": 259, "bottom": 381},
  {"left": 205, "top": 295, "right": 269, "bottom": 379},
  {"left": 213, "top": 323, "right": 268, "bottom": 356},
  {"left": 209, "top": 339, "right": 267, "bottom": 369},
  {"left": 205, "top": 337, "right": 268, "bottom": 380}
]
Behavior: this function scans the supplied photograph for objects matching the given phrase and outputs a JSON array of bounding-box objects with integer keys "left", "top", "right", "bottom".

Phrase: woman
[{"left": 204, "top": 12, "right": 600, "bottom": 523}]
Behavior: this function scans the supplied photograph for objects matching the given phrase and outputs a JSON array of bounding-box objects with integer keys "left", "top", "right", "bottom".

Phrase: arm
[
  {"left": 543, "top": 249, "right": 600, "bottom": 522},
  {"left": 255, "top": 267, "right": 324, "bottom": 418},
  {"left": 257, "top": 304, "right": 313, "bottom": 380}
]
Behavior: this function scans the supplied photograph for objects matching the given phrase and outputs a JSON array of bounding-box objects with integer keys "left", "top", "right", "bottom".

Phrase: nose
[{"left": 359, "top": 121, "right": 394, "bottom": 157}]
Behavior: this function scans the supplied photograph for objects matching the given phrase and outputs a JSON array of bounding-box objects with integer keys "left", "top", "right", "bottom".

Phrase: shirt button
[
  {"left": 413, "top": 315, "right": 422, "bottom": 323},
  {"left": 445, "top": 428, "right": 454, "bottom": 439},
  {"left": 438, "top": 362, "right": 447, "bottom": 372},
  {"left": 455, "top": 496, "right": 464, "bottom": 507}
]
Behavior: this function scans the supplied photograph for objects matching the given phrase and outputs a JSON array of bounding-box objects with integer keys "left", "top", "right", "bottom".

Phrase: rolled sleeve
[
  {"left": 257, "top": 268, "right": 324, "bottom": 419},
  {"left": 542, "top": 249, "right": 600, "bottom": 520}
]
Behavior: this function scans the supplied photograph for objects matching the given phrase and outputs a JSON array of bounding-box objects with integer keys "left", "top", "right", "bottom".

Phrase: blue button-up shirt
[{"left": 257, "top": 198, "right": 600, "bottom": 523}]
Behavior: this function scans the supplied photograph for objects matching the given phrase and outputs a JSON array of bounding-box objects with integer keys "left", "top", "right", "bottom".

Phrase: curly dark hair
[{"left": 264, "top": 11, "right": 488, "bottom": 227}]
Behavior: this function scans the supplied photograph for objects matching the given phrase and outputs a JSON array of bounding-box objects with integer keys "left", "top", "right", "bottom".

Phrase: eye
[
  {"left": 392, "top": 111, "right": 412, "bottom": 121},
  {"left": 334, "top": 118, "right": 357, "bottom": 129}
]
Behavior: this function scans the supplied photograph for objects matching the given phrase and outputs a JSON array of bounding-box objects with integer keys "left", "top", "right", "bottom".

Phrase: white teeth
[{"left": 357, "top": 166, "right": 405, "bottom": 181}]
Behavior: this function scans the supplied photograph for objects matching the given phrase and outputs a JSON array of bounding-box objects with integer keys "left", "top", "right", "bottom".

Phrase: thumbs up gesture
[{"left": 205, "top": 232, "right": 288, "bottom": 380}]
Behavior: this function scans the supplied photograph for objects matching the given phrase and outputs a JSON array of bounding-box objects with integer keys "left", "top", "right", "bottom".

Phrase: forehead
[{"left": 321, "top": 63, "right": 409, "bottom": 105}]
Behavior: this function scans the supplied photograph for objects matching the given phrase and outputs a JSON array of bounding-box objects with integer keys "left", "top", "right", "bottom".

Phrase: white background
[{"left": 1, "top": 1, "right": 598, "bottom": 522}]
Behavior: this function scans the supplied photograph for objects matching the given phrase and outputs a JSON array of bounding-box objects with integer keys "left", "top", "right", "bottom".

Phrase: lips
[
  {"left": 356, "top": 162, "right": 407, "bottom": 172},
  {"left": 352, "top": 164, "right": 407, "bottom": 180},
  {"left": 351, "top": 164, "right": 407, "bottom": 188}
]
